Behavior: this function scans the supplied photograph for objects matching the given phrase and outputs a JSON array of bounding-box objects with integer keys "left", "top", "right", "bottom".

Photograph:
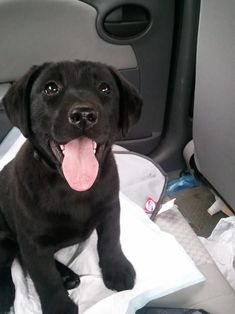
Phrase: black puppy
[{"left": 0, "top": 61, "right": 142, "bottom": 314}]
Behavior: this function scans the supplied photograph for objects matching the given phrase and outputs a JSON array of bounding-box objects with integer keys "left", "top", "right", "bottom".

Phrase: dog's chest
[
  {"left": 34, "top": 207, "right": 95, "bottom": 250},
  {"left": 31, "top": 189, "right": 104, "bottom": 250},
  {"left": 36, "top": 223, "right": 92, "bottom": 250}
]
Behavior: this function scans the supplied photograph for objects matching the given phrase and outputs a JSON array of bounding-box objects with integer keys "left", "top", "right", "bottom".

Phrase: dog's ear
[
  {"left": 2, "top": 64, "right": 47, "bottom": 137},
  {"left": 109, "top": 67, "right": 143, "bottom": 136}
]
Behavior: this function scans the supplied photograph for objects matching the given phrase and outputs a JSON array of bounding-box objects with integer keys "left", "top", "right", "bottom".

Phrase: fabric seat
[{"left": 193, "top": 0, "right": 235, "bottom": 212}]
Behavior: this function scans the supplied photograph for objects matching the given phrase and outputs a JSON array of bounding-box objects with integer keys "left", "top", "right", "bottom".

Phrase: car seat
[{"left": 192, "top": 0, "right": 235, "bottom": 214}]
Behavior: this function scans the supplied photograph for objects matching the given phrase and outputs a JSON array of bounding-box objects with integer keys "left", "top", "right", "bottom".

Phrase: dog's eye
[
  {"left": 97, "top": 82, "right": 111, "bottom": 95},
  {"left": 43, "top": 81, "right": 61, "bottom": 96}
]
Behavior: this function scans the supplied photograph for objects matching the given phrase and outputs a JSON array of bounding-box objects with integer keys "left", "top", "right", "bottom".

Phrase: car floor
[{"left": 167, "top": 172, "right": 227, "bottom": 238}]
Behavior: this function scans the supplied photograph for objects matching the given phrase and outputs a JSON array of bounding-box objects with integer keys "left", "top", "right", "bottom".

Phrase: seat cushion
[{"left": 147, "top": 206, "right": 235, "bottom": 314}]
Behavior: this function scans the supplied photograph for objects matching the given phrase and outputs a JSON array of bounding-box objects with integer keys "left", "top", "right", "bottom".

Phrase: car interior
[{"left": 0, "top": 0, "right": 235, "bottom": 313}]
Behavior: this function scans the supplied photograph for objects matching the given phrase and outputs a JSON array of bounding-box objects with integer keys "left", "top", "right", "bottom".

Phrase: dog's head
[{"left": 2, "top": 61, "right": 142, "bottom": 191}]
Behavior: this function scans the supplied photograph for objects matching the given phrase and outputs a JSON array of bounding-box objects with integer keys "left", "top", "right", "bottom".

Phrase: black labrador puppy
[{"left": 0, "top": 60, "right": 142, "bottom": 314}]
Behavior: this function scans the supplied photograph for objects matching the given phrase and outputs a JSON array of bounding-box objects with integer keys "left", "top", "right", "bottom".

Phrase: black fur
[{"left": 0, "top": 60, "right": 142, "bottom": 314}]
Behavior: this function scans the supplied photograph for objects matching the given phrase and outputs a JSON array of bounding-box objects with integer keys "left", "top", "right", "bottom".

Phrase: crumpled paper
[{"left": 199, "top": 217, "right": 235, "bottom": 290}]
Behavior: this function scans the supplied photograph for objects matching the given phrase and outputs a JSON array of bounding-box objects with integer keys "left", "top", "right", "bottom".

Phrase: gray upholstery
[
  {"left": 169, "top": 1, "right": 235, "bottom": 311},
  {"left": 193, "top": 0, "right": 235, "bottom": 210},
  {"left": 0, "top": 84, "right": 10, "bottom": 100},
  {"left": 0, "top": 0, "right": 136, "bottom": 82},
  {"left": 148, "top": 207, "right": 235, "bottom": 314}
]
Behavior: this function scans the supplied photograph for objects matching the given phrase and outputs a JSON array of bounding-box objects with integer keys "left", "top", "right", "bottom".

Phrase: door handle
[{"left": 103, "top": 5, "right": 151, "bottom": 39}]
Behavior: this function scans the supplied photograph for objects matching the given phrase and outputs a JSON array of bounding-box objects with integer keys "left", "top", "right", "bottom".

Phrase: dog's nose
[{"left": 68, "top": 106, "right": 98, "bottom": 129}]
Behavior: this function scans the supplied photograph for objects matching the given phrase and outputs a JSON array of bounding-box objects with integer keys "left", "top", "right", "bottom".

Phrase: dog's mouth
[{"left": 50, "top": 137, "right": 99, "bottom": 192}]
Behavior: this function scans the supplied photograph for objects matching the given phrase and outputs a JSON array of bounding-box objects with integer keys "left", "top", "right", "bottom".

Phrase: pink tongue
[{"left": 62, "top": 137, "right": 99, "bottom": 191}]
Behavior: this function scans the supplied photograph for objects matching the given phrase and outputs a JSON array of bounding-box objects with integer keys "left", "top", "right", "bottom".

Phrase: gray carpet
[{"left": 168, "top": 183, "right": 226, "bottom": 237}]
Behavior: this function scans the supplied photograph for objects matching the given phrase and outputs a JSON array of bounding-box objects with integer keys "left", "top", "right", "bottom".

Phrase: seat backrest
[{"left": 193, "top": 0, "right": 235, "bottom": 209}]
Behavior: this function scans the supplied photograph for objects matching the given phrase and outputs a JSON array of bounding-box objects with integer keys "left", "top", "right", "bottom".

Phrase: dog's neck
[
  {"left": 28, "top": 136, "right": 58, "bottom": 171},
  {"left": 33, "top": 148, "right": 56, "bottom": 169}
]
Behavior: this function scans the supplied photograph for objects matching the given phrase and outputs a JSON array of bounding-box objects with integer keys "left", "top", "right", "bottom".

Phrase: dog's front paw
[
  {"left": 101, "top": 256, "right": 136, "bottom": 292},
  {"left": 56, "top": 261, "right": 80, "bottom": 291},
  {"left": 62, "top": 273, "right": 80, "bottom": 290}
]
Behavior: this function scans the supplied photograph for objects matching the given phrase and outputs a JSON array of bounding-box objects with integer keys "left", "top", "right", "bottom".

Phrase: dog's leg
[
  {"left": 19, "top": 239, "right": 78, "bottom": 314},
  {"left": 0, "top": 237, "right": 18, "bottom": 314},
  {"left": 96, "top": 200, "right": 136, "bottom": 292},
  {"left": 55, "top": 260, "right": 80, "bottom": 290}
]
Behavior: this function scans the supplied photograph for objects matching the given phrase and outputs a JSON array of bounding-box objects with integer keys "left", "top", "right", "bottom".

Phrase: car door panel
[{"left": 0, "top": 0, "right": 175, "bottom": 158}]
